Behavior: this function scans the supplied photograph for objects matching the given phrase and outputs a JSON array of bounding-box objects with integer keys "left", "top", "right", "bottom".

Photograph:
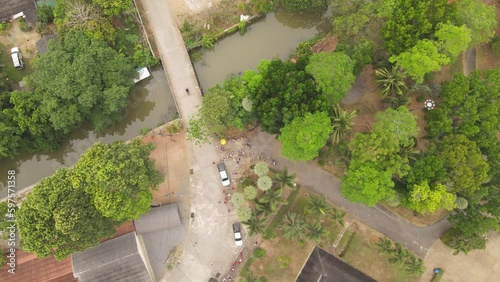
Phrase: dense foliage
[
  {"left": 17, "top": 140, "right": 162, "bottom": 259},
  {"left": 277, "top": 0, "right": 328, "bottom": 12}
]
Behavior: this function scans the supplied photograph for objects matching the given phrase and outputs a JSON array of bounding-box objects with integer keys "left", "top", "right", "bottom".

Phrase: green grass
[
  {"left": 262, "top": 186, "right": 301, "bottom": 238},
  {"left": 431, "top": 268, "right": 444, "bottom": 282},
  {"left": 0, "top": 44, "right": 32, "bottom": 83}
]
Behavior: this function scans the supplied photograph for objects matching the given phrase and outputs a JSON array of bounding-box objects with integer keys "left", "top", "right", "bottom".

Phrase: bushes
[
  {"left": 492, "top": 38, "right": 500, "bottom": 57},
  {"left": 18, "top": 18, "right": 32, "bottom": 32},
  {"left": 36, "top": 5, "right": 54, "bottom": 24},
  {"left": 253, "top": 247, "right": 266, "bottom": 258}
]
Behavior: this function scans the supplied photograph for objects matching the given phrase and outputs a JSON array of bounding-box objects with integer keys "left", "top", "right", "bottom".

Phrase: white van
[{"left": 11, "top": 47, "right": 24, "bottom": 69}]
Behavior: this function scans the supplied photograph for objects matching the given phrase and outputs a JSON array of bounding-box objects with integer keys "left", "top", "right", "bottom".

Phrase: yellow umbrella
[{"left": 220, "top": 138, "right": 227, "bottom": 145}]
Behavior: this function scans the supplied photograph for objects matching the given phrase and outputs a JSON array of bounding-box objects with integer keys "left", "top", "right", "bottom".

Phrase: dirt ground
[
  {"left": 165, "top": 0, "right": 224, "bottom": 25},
  {"left": 141, "top": 125, "right": 190, "bottom": 205},
  {"left": 0, "top": 20, "right": 40, "bottom": 59},
  {"left": 421, "top": 232, "right": 500, "bottom": 282}
]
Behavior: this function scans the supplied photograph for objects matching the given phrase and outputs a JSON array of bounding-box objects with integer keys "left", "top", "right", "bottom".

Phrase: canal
[{"left": 0, "top": 9, "right": 330, "bottom": 198}]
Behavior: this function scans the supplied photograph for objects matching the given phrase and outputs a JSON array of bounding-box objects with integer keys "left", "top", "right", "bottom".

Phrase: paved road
[
  {"left": 463, "top": 48, "right": 476, "bottom": 76},
  {"left": 249, "top": 130, "right": 451, "bottom": 258},
  {"left": 139, "top": 1, "right": 242, "bottom": 281}
]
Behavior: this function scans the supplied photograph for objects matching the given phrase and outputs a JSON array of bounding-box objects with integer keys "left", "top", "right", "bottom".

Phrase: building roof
[
  {"left": 134, "top": 203, "right": 183, "bottom": 234},
  {"left": 0, "top": 0, "right": 35, "bottom": 21},
  {"left": 134, "top": 203, "right": 186, "bottom": 280},
  {"left": 296, "top": 246, "right": 376, "bottom": 282},
  {"left": 36, "top": 34, "right": 58, "bottom": 55},
  {"left": 0, "top": 250, "right": 77, "bottom": 282},
  {"left": 72, "top": 232, "right": 152, "bottom": 282}
]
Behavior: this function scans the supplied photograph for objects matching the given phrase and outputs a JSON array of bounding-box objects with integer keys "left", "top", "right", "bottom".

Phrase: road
[
  {"left": 463, "top": 48, "right": 476, "bottom": 76},
  {"left": 249, "top": 130, "right": 451, "bottom": 258}
]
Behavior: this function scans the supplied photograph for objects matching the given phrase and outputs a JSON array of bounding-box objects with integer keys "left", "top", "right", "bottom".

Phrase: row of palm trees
[{"left": 376, "top": 237, "right": 426, "bottom": 276}]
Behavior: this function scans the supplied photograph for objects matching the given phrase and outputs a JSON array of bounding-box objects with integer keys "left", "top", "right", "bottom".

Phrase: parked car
[
  {"left": 217, "top": 162, "right": 230, "bottom": 187},
  {"left": 233, "top": 223, "right": 243, "bottom": 246},
  {"left": 11, "top": 47, "right": 24, "bottom": 69}
]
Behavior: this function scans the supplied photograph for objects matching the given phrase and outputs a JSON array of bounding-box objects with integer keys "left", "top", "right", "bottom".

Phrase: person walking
[{"left": 185, "top": 88, "right": 190, "bottom": 95}]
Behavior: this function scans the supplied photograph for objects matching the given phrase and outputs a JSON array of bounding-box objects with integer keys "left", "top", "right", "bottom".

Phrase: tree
[
  {"left": 434, "top": 23, "right": 471, "bottom": 59},
  {"left": 257, "top": 176, "right": 273, "bottom": 191},
  {"left": 376, "top": 237, "right": 394, "bottom": 254},
  {"left": 243, "top": 211, "right": 268, "bottom": 235},
  {"left": 305, "top": 195, "right": 331, "bottom": 217},
  {"left": 279, "top": 112, "right": 332, "bottom": 161},
  {"left": 305, "top": 52, "right": 356, "bottom": 103},
  {"left": 373, "top": 106, "right": 418, "bottom": 147},
  {"left": 442, "top": 228, "right": 487, "bottom": 255},
  {"left": 375, "top": 65, "right": 407, "bottom": 97},
  {"left": 91, "top": 0, "right": 133, "bottom": 16},
  {"left": 455, "top": 0, "right": 496, "bottom": 47},
  {"left": 388, "top": 243, "right": 410, "bottom": 266},
  {"left": 407, "top": 181, "right": 455, "bottom": 214},
  {"left": 231, "top": 192, "right": 245, "bottom": 206},
  {"left": 389, "top": 39, "right": 450, "bottom": 83},
  {"left": 17, "top": 168, "right": 116, "bottom": 260},
  {"left": 404, "top": 255, "right": 425, "bottom": 276},
  {"left": 455, "top": 197, "right": 469, "bottom": 210},
  {"left": 278, "top": 0, "right": 328, "bottom": 12},
  {"left": 341, "top": 162, "right": 395, "bottom": 206},
  {"left": 237, "top": 205, "right": 252, "bottom": 222},
  {"left": 254, "top": 161, "right": 269, "bottom": 177},
  {"left": 331, "top": 104, "right": 357, "bottom": 144},
  {"left": 327, "top": 208, "right": 346, "bottom": 227},
  {"left": 273, "top": 167, "right": 297, "bottom": 189},
  {"left": 258, "top": 188, "right": 286, "bottom": 212},
  {"left": 306, "top": 222, "right": 327, "bottom": 242},
  {"left": 72, "top": 139, "right": 163, "bottom": 222},
  {"left": 29, "top": 31, "right": 134, "bottom": 133},
  {"left": 244, "top": 186, "right": 258, "bottom": 200},
  {"left": 331, "top": 0, "right": 383, "bottom": 44},
  {"left": 245, "top": 59, "right": 329, "bottom": 134},
  {"left": 279, "top": 212, "right": 307, "bottom": 241}
]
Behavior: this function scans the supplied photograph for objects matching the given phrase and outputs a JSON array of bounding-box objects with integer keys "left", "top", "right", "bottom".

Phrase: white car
[
  {"left": 11, "top": 47, "right": 24, "bottom": 69},
  {"left": 233, "top": 223, "right": 243, "bottom": 246},
  {"left": 217, "top": 162, "right": 230, "bottom": 187}
]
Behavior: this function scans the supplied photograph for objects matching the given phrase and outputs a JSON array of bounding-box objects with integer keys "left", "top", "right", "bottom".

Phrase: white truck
[{"left": 217, "top": 162, "right": 230, "bottom": 187}]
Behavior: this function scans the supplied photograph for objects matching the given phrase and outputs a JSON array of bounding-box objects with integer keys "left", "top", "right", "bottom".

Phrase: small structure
[
  {"left": 134, "top": 67, "right": 151, "bottom": 83},
  {"left": 36, "top": 34, "right": 58, "bottom": 55},
  {"left": 296, "top": 246, "right": 376, "bottom": 282},
  {"left": 134, "top": 203, "right": 186, "bottom": 280},
  {"left": 72, "top": 232, "right": 153, "bottom": 282}
]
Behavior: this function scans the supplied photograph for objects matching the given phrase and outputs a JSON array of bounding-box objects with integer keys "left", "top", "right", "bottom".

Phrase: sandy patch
[
  {"left": 0, "top": 20, "right": 41, "bottom": 59},
  {"left": 165, "top": 0, "right": 225, "bottom": 25}
]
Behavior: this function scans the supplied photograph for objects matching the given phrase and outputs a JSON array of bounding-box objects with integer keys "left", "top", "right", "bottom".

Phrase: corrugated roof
[
  {"left": 72, "top": 233, "right": 152, "bottom": 282},
  {"left": 0, "top": 0, "right": 35, "bottom": 20},
  {"left": 134, "top": 203, "right": 182, "bottom": 234},
  {"left": 35, "top": 34, "right": 57, "bottom": 55}
]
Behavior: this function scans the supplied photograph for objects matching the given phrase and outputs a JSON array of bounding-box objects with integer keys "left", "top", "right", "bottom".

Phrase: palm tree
[
  {"left": 375, "top": 237, "right": 393, "bottom": 254},
  {"left": 375, "top": 65, "right": 407, "bottom": 97},
  {"left": 305, "top": 195, "right": 331, "bottom": 218},
  {"left": 404, "top": 255, "right": 425, "bottom": 276},
  {"left": 255, "top": 201, "right": 273, "bottom": 216},
  {"left": 327, "top": 207, "right": 346, "bottom": 227},
  {"left": 273, "top": 167, "right": 297, "bottom": 189},
  {"left": 279, "top": 212, "right": 307, "bottom": 241},
  {"left": 331, "top": 104, "right": 357, "bottom": 144},
  {"left": 306, "top": 222, "right": 327, "bottom": 242},
  {"left": 389, "top": 243, "right": 410, "bottom": 266},
  {"left": 243, "top": 210, "right": 267, "bottom": 235},
  {"left": 258, "top": 188, "right": 287, "bottom": 212}
]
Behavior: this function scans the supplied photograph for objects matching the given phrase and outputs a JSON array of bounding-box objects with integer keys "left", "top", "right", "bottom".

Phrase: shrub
[
  {"left": 18, "top": 18, "right": 32, "bottom": 32},
  {"left": 257, "top": 176, "right": 272, "bottom": 191},
  {"left": 0, "top": 22, "right": 12, "bottom": 31},
  {"left": 36, "top": 5, "right": 54, "bottom": 24},
  {"left": 238, "top": 21, "right": 247, "bottom": 35},
  {"left": 133, "top": 47, "right": 159, "bottom": 67},
  {"left": 244, "top": 185, "right": 257, "bottom": 200},
  {"left": 492, "top": 40, "right": 500, "bottom": 57},
  {"left": 35, "top": 22, "right": 51, "bottom": 35},
  {"left": 253, "top": 247, "right": 266, "bottom": 258},
  {"left": 254, "top": 161, "right": 269, "bottom": 177},
  {"left": 237, "top": 205, "right": 252, "bottom": 222},
  {"left": 140, "top": 128, "right": 151, "bottom": 135},
  {"left": 231, "top": 192, "right": 245, "bottom": 206},
  {"left": 455, "top": 197, "right": 468, "bottom": 210}
]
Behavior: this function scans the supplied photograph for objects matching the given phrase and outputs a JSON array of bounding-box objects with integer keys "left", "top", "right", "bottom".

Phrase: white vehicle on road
[
  {"left": 233, "top": 223, "right": 243, "bottom": 246},
  {"left": 217, "top": 162, "right": 230, "bottom": 187}
]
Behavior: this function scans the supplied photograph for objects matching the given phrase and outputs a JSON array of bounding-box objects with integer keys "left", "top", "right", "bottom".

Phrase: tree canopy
[
  {"left": 455, "top": 0, "right": 496, "bottom": 47},
  {"left": 407, "top": 181, "right": 455, "bottom": 214},
  {"left": 279, "top": 112, "right": 332, "bottom": 161},
  {"left": 434, "top": 23, "right": 471, "bottom": 59},
  {"left": 305, "top": 52, "right": 356, "bottom": 103},
  {"left": 277, "top": 0, "right": 328, "bottom": 12}
]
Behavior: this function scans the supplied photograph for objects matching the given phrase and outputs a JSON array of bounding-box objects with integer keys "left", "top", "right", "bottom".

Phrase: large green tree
[
  {"left": 434, "top": 23, "right": 471, "bottom": 59},
  {"left": 372, "top": 106, "right": 418, "bottom": 147},
  {"left": 17, "top": 168, "right": 117, "bottom": 260},
  {"left": 29, "top": 31, "right": 134, "bottom": 133},
  {"left": 305, "top": 52, "right": 356, "bottom": 103},
  {"left": 72, "top": 139, "right": 163, "bottom": 222},
  {"left": 455, "top": 0, "right": 496, "bottom": 47},
  {"left": 279, "top": 112, "right": 332, "bottom": 161},
  {"left": 407, "top": 181, "right": 455, "bottom": 214}
]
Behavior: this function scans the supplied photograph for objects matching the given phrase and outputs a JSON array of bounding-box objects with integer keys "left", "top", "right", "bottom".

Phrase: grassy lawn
[
  {"left": 0, "top": 43, "right": 32, "bottom": 84},
  {"left": 343, "top": 233, "right": 420, "bottom": 282}
]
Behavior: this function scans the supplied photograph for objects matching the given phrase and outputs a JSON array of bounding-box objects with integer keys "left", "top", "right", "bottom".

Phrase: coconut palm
[
  {"left": 257, "top": 175, "right": 273, "bottom": 191},
  {"left": 306, "top": 222, "right": 327, "bottom": 242},
  {"left": 404, "top": 255, "right": 426, "bottom": 276},
  {"left": 305, "top": 195, "right": 331, "bottom": 217},
  {"left": 328, "top": 207, "right": 346, "bottom": 227},
  {"left": 279, "top": 212, "right": 307, "bottom": 241},
  {"left": 237, "top": 205, "right": 252, "bottom": 222},
  {"left": 331, "top": 104, "right": 357, "bottom": 144},
  {"left": 254, "top": 161, "right": 269, "bottom": 177},
  {"left": 273, "top": 167, "right": 297, "bottom": 189},
  {"left": 244, "top": 185, "right": 258, "bottom": 201},
  {"left": 230, "top": 192, "right": 245, "bottom": 206},
  {"left": 389, "top": 243, "right": 410, "bottom": 266},
  {"left": 243, "top": 210, "right": 268, "bottom": 235},
  {"left": 375, "top": 65, "right": 407, "bottom": 97},
  {"left": 255, "top": 202, "right": 274, "bottom": 216},
  {"left": 376, "top": 237, "right": 393, "bottom": 254},
  {"left": 258, "top": 188, "right": 286, "bottom": 212}
]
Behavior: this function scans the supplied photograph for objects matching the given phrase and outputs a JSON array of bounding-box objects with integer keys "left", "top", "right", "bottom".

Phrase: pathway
[
  {"left": 249, "top": 130, "right": 451, "bottom": 258},
  {"left": 139, "top": 0, "right": 242, "bottom": 281}
]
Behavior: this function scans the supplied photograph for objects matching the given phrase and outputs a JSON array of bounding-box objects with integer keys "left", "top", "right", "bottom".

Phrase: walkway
[
  {"left": 249, "top": 130, "right": 451, "bottom": 258},
  {"left": 138, "top": 1, "right": 242, "bottom": 281}
]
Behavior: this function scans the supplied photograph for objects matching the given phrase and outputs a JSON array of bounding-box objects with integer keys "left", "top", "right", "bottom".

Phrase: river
[{"left": 0, "top": 9, "right": 330, "bottom": 198}]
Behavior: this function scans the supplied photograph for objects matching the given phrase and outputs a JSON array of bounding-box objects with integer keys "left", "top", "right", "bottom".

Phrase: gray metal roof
[
  {"left": 134, "top": 203, "right": 183, "bottom": 234},
  {"left": 35, "top": 34, "right": 57, "bottom": 55},
  {"left": 72, "top": 233, "right": 152, "bottom": 282},
  {"left": 0, "top": 0, "right": 35, "bottom": 21}
]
